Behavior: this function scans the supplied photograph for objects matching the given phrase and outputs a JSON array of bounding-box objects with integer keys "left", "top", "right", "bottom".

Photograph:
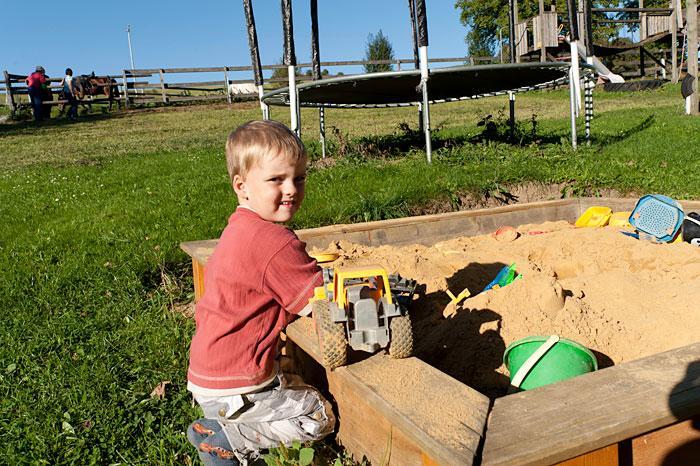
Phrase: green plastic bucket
[{"left": 503, "top": 335, "right": 598, "bottom": 391}]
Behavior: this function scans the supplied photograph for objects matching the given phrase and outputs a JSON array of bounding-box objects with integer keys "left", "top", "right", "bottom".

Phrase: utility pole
[
  {"left": 126, "top": 25, "right": 136, "bottom": 71},
  {"left": 126, "top": 25, "right": 136, "bottom": 97}
]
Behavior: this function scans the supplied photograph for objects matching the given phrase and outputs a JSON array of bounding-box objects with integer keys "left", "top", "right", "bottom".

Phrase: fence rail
[
  {"left": 5, "top": 51, "right": 698, "bottom": 116},
  {"left": 1, "top": 56, "right": 523, "bottom": 115}
]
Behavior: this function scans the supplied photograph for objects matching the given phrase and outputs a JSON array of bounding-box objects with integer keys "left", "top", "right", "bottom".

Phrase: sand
[{"left": 311, "top": 221, "right": 700, "bottom": 398}]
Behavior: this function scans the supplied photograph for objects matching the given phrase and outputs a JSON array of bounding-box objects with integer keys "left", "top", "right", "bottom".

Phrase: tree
[
  {"left": 364, "top": 30, "right": 394, "bottom": 73},
  {"left": 455, "top": 0, "right": 620, "bottom": 59}
]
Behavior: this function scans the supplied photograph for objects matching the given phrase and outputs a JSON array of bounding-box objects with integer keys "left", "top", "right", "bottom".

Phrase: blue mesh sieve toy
[{"left": 628, "top": 195, "right": 689, "bottom": 243}]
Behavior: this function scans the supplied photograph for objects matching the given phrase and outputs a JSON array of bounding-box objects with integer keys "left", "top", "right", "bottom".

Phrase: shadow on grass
[
  {"left": 0, "top": 110, "right": 131, "bottom": 136},
  {"left": 322, "top": 113, "right": 658, "bottom": 160},
  {"left": 587, "top": 114, "right": 655, "bottom": 145}
]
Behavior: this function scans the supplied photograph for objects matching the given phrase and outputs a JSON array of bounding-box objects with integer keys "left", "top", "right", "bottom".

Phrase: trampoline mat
[{"left": 262, "top": 62, "right": 590, "bottom": 108}]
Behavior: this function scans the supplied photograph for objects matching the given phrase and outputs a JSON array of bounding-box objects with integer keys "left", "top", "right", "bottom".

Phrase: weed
[{"left": 264, "top": 441, "right": 314, "bottom": 466}]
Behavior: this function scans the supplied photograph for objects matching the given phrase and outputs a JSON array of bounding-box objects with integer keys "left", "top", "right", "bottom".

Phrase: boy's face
[{"left": 233, "top": 153, "right": 307, "bottom": 223}]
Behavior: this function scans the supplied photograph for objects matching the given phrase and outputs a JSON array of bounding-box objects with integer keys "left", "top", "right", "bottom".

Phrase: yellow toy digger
[{"left": 310, "top": 264, "right": 415, "bottom": 369}]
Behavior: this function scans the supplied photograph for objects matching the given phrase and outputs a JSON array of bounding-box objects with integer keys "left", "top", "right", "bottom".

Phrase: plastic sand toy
[{"left": 483, "top": 263, "right": 521, "bottom": 292}]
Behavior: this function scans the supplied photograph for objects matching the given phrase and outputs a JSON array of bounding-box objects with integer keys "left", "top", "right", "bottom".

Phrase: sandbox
[
  {"left": 182, "top": 198, "right": 700, "bottom": 465},
  {"left": 310, "top": 218, "right": 700, "bottom": 399}
]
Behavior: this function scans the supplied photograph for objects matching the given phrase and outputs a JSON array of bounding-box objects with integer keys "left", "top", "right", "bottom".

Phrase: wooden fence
[
  {"left": 3, "top": 56, "right": 495, "bottom": 116},
  {"left": 117, "top": 56, "right": 494, "bottom": 108}
]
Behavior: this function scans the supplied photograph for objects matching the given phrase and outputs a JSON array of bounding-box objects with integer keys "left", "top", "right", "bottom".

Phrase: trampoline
[
  {"left": 262, "top": 62, "right": 592, "bottom": 108},
  {"left": 243, "top": 0, "right": 594, "bottom": 161}
]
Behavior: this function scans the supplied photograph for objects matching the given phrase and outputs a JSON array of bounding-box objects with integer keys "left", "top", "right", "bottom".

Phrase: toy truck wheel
[
  {"left": 388, "top": 314, "right": 413, "bottom": 359},
  {"left": 314, "top": 300, "right": 347, "bottom": 369}
]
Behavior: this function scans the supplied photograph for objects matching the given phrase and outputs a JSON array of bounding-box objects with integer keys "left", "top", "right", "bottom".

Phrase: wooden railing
[{"left": 3, "top": 56, "right": 501, "bottom": 116}]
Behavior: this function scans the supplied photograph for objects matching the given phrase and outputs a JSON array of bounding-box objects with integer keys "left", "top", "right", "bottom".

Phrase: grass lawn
[{"left": 1, "top": 83, "right": 698, "bottom": 464}]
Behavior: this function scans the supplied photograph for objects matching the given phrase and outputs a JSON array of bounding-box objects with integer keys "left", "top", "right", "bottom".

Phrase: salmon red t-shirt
[{"left": 187, "top": 207, "right": 322, "bottom": 393}]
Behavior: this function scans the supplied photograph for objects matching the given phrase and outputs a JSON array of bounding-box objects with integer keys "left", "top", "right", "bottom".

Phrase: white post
[
  {"left": 126, "top": 25, "right": 136, "bottom": 71},
  {"left": 688, "top": 0, "right": 698, "bottom": 115},
  {"left": 288, "top": 65, "right": 299, "bottom": 135},
  {"left": 569, "top": 67, "right": 578, "bottom": 149},
  {"left": 126, "top": 25, "right": 137, "bottom": 93},
  {"left": 570, "top": 40, "right": 582, "bottom": 115},
  {"left": 661, "top": 57, "right": 667, "bottom": 80},
  {"left": 419, "top": 45, "right": 432, "bottom": 163},
  {"left": 258, "top": 85, "right": 269, "bottom": 120}
]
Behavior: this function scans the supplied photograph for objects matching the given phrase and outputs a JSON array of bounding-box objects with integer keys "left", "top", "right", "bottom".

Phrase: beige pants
[{"left": 194, "top": 374, "right": 335, "bottom": 464}]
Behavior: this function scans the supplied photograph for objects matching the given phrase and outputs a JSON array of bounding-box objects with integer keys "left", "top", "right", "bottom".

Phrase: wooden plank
[
  {"left": 4, "top": 70, "right": 16, "bottom": 115},
  {"left": 285, "top": 318, "right": 490, "bottom": 465},
  {"left": 180, "top": 199, "right": 583, "bottom": 267},
  {"left": 578, "top": 198, "right": 700, "bottom": 213},
  {"left": 180, "top": 240, "right": 217, "bottom": 270},
  {"left": 192, "top": 258, "right": 206, "bottom": 302},
  {"left": 482, "top": 343, "right": 700, "bottom": 466},
  {"left": 297, "top": 199, "right": 580, "bottom": 250},
  {"left": 557, "top": 444, "right": 618, "bottom": 466},
  {"left": 159, "top": 69, "right": 168, "bottom": 104},
  {"left": 166, "top": 95, "right": 229, "bottom": 103},
  {"left": 122, "top": 70, "right": 129, "bottom": 109},
  {"left": 516, "top": 22, "right": 529, "bottom": 57},
  {"left": 223, "top": 67, "right": 231, "bottom": 104},
  {"left": 630, "top": 416, "right": 700, "bottom": 465}
]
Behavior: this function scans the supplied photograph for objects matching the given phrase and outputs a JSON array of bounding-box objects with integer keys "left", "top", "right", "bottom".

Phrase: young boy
[{"left": 186, "top": 120, "right": 335, "bottom": 466}]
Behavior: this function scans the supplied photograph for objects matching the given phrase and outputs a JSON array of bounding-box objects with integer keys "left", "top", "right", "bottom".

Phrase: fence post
[
  {"left": 122, "top": 70, "right": 129, "bottom": 109},
  {"left": 671, "top": 10, "right": 678, "bottom": 83},
  {"left": 223, "top": 67, "right": 231, "bottom": 104},
  {"left": 3, "top": 71, "right": 16, "bottom": 117},
  {"left": 159, "top": 69, "right": 168, "bottom": 104}
]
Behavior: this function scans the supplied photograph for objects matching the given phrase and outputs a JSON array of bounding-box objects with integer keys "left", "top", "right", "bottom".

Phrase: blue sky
[{"left": 2, "top": 1, "right": 469, "bottom": 82}]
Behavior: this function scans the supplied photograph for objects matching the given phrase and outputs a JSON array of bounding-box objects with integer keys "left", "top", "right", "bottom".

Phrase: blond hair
[{"left": 225, "top": 120, "right": 307, "bottom": 183}]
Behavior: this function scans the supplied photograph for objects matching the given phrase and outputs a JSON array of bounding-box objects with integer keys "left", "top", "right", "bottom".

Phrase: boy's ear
[{"left": 232, "top": 174, "right": 247, "bottom": 200}]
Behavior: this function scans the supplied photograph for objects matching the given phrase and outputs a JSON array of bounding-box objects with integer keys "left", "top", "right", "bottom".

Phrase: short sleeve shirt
[{"left": 187, "top": 207, "right": 322, "bottom": 394}]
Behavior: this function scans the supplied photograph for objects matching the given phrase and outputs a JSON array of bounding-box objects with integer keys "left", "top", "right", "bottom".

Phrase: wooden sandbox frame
[{"left": 181, "top": 197, "right": 700, "bottom": 465}]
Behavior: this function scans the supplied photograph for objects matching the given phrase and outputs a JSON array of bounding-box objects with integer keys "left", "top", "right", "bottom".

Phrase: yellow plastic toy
[
  {"left": 310, "top": 252, "right": 340, "bottom": 263},
  {"left": 575, "top": 206, "right": 612, "bottom": 228},
  {"left": 608, "top": 211, "right": 632, "bottom": 229},
  {"left": 311, "top": 264, "right": 414, "bottom": 369}
]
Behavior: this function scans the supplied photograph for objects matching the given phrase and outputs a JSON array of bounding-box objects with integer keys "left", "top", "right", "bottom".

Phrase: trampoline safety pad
[{"left": 262, "top": 62, "right": 595, "bottom": 108}]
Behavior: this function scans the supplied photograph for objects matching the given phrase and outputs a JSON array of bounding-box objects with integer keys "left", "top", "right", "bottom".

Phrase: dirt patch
[
  {"left": 311, "top": 221, "right": 700, "bottom": 399},
  {"left": 409, "top": 182, "right": 629, "bottom": 217}
]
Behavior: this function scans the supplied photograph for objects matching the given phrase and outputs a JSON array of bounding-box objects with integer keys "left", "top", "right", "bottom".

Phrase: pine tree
[{"left": 364, "top": 30, "right": 395, "bottom": 73}]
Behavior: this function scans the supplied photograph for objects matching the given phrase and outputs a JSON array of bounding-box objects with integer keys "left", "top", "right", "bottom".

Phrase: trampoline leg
[
  {"left": 422, "top": 88, "right": 432, "bottom": 163},
  {"left": 508, "top": 91, "right": 516, "bottom": 142},
  {"left": 419, "top": 46, "right": 432, "bottom": 163},
  {"left": 584, "top": 76, "right": 592, "bottom": 145},
  {"left": 418, "top": 102, "right": 424, "bottom": 133},
  {"left": 569, "top": 68, "right": 577, "bottom": 150},
  {"left": 288, "top": 65, "right": 299, "bottom": 136},
  {"left": 319, "top": 106, "right": 326, "bottom": 158},
  {"left": 258, "top": 85, "right": 269, "bottom": 120}
]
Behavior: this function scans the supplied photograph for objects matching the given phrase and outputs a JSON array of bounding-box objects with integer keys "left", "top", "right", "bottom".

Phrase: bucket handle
[{"left": 510, "top": 335, "right": 560, "bottom": 389}]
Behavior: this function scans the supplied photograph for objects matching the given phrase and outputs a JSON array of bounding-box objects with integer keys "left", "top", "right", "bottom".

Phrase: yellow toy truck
[{"left": 311, "top": 264, "right": 415, "bottom": 369}]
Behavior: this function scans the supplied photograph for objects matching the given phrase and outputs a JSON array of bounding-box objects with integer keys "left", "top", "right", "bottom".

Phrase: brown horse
[{"left": 73, "top": 73, "right": 121, "bottom": 111}]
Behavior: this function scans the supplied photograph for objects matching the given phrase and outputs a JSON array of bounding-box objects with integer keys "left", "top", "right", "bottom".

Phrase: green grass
[{"left": 1, "top": 83, "right": 699, "bottom": 464}]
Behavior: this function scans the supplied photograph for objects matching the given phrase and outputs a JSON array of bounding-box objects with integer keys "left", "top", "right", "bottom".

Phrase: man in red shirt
[
  {"left": 186, "top": 121, "right": 334, "bottom": 466},
  {"left": 25, "top": 66, "right": 47, "bottom": 122}
]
